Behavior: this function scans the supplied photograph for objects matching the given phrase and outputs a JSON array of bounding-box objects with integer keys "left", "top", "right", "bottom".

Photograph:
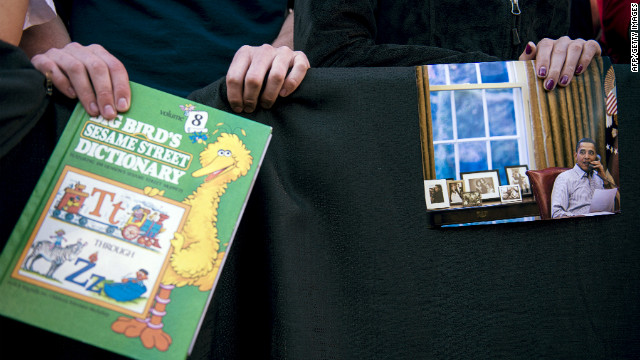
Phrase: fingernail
[
  {"left": 104, "top": 105, "right": 116, "bottom": 118},
  {"left": 545, "top": 79, "right": 555, "bottom": 90},
  {"left": 560, "top": 75, "right": 569, "bottom": 86},
  {"left": 232, "top": 106, "right": 243, "bottom": 113},
  {"left": 525, "top": 43, "right": 532, "bottom": 55},
  {"left": 243, "top": 106, "right": 254, "bottom": 113},
  {"left": 68, "top": 87, "right": 77, "bottom": 98},
  {"left": 575, "top": 65, "right": 584, "bottom": 74},
  {"left": 538, "top": 67, "right": 547, "bottom": 77},
  {"left": 280, "top": 88, "right": 288, "bottom": 97},
  {"left": 117, "top": 97, "right": 128, "bottom": 110},
  {"left": 90, "top": 102, "right": 99, "bottom": 115}
]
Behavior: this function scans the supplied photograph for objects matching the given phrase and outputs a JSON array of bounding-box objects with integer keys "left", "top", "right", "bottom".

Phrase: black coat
[{"left": 295, "top": 0, "right": 571, "bottom": 67}]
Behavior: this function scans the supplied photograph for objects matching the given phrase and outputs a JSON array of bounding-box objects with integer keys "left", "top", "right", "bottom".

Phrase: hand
[
  {"left": 519, "top": 36, "right": 601, "bottom": 91},
  {"left": 31, "top": 42, "right": 131, "bottom": 120},
  {"left": 591, "top": 159, "right": 605, "bottom": 176},
  {"left": 226, "top": 44, "right": 310, "bottom": 113}
]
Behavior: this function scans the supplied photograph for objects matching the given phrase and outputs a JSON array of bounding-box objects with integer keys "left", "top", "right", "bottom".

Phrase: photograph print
[
  {"left": 505, "top": 165, "right": 532, "bottom": 196},
  {"left": 446, "top": 180, "right": 465, "bottom": 205},
  {"left": 499, "top": 185, "right": 522, "bottom": 203},
  {"left": 461, "top": 170, "right": 500, "bottom": 200},
  {"left": 424, "top": 179, "right": 450, "bottom": 210},
  {"left": 462, "top": 191, "right": 482, "bottom": 207}
]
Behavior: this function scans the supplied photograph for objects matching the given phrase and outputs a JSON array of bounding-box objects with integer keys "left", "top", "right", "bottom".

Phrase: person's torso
[
  {"left": 374, "top": 0, "right": 571, "bottom": 60},
  {"left": 65, "top": 0, "right": 288, "bottom": 96}
]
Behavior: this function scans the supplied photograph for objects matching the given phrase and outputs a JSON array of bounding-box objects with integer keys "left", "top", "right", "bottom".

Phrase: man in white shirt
[{"left": 551, "top": 138, "right": 615, "bottom": 218}]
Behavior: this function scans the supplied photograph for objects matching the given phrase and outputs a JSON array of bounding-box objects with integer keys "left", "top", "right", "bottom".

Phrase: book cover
[
  {"left": 0, "top": 82, "right": 272, "bottom": 358},
  {"left": 417, "top": 57, "right": 620, "bottom": 226}
]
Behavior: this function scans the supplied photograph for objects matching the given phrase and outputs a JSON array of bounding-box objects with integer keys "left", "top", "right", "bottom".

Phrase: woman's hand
[{"left": 519, "top": 36, "right": 601, "bottom": 91}]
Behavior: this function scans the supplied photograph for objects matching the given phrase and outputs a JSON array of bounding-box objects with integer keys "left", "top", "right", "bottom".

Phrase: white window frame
[{"left": 429, "top": 61, "right": 532, "bottom": 180}]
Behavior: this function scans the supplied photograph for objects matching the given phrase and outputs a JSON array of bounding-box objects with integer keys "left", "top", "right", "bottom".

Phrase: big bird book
[{"left": 0, "top": 82, "right": 271, "bottom": 359}]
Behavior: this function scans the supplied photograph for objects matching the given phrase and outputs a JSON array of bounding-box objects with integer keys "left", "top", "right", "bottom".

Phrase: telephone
[{"left": 587, "top": 154, "right": 601, "bottom": 175}]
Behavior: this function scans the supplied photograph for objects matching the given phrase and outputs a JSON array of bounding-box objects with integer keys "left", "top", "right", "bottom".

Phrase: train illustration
[
  {"left": 121, "top": 206, "right": 169, "bottom": 248},
  {"left": 51, "top": 182, "right": 168, "bottom": 249}
]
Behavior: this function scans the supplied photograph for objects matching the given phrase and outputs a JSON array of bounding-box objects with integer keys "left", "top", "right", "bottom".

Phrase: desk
[{"left": 428, "top": 197, "right": 540, "bottom": 227}]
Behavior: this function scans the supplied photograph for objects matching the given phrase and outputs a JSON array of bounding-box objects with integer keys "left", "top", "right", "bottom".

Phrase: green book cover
[{"left": 0, "top": 82, "right": 272, "bottom": 359}]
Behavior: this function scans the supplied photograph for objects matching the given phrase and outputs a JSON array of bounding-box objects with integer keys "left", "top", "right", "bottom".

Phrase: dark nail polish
[
  {"left": 575, "top": 65, "right": 584, "bottom": 74},
  {"left": 538, "top": 67, "right": 547, "bottom": 77},
  {"left": 525, "top": 44, "right": 532, "bottom": 55},
  {"left": 545, "top": 79, "right": 555, "bottom": 90},
  {"left": 560, "top": 75, "right": 569, "bottom": 86}
]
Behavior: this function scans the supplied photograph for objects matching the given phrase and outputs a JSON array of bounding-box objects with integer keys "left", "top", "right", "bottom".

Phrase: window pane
[
  {"left": 427, "top": 64, "right": 447, "bottom": 85},
  {"left": 479, "top": 62, "right": 509, "bottom": 83},
  {"left": 430, "top": 91, "right": 453, "bottom": 141},
  {"left": 455, "top": 90, "right": 485, "bottom": 139},
  {"left": 459, "top": 141, "right": 487, "bottom": 173},
  {"left": 491, "top": 139, "right": 519, "bottom": 185},
  {"left": 486, "top": 89, "right": 517, "bottom": 136},
  {"left": 448, "top": 63, "right": 478, "bottom": 84},
  {"left": 434, "top": 143, "right": 456, "bottom": 180}
]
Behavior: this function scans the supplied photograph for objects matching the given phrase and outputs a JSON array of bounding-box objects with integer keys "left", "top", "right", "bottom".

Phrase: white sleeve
[{"left": 23, "top": 0, "right": 57, "bottom": 30}]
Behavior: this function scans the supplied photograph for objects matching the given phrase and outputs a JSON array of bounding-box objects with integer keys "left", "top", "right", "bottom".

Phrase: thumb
[{"left": 518, "top": 41, "right": 537, "bottom": 61}]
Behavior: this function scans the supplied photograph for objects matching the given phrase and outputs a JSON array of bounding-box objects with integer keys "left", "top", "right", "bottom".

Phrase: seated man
[{"left": 551, "top": 138, "right": 615, "bottom": 218}]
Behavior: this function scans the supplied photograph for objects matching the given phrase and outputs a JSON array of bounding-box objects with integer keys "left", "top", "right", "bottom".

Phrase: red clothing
[{"left": 599, "top": 0, "right": 638, "bottom": 63}]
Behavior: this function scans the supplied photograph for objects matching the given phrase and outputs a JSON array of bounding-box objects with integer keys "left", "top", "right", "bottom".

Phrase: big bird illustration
[{"left": 110, "top": 131, "right": 253, "bottom": 351}]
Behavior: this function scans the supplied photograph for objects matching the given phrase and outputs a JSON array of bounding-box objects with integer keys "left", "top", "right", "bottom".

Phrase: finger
[
  {"left": 31, "top": 53, "right": 77, "bottom": 100},
  {"left": 544, "top": 36, "right": 572, "bottom": 90},
  {"left": 242, "top": 45, "right": 276, "bottom": 113},
  {"left": 518, "top": 41, "right": 537, "bottom": 61},
  {"left": 557, "top": 38, "right": 585, "bottom": 87},
  {"left": 279, "top": 51, "right": 310, "bottom": 97},
  {"left": 533, "top": 38, "right": 555, "bottom": 79},
  {"left": 45, "top": 45, "right": 101, "bottom": 116},
  {"left": 259, "top": 48, "right": 293, "bottom": 109},
  {"left": 227, "top": 46, "right": 253, "bottom": 113},
  {"left": 67, "top": 43, "right": 117, "bottom": 119},
  {"left": 575, "top": 39, "right": 602, "bottom": 75},
  {"left": 91, "top": 45, "right": 131, "bottom": 113}
]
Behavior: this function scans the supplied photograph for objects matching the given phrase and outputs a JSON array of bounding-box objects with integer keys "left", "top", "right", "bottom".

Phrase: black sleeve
[
  {"left": 0, "top": 40, "right": 49, "bottom": 158},
  {"left": 294, "top": 0, "right": 498, "bottom": 67}
]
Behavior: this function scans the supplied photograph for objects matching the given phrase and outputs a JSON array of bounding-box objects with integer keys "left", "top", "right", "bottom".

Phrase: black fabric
[
  {"left": 187, "top": 67, "right": 640, "bottom": 359},
  {"left": 0, "top": 39, "right": 55, "bottom": 250},
  {"left": 0, "top": 40, "right": 49, "bottom": 158},
  {"left": 295, "top": 0, "right": 571, "bottom": 67},
  {"left": 568, "top": 0, "right": 598, "bottom": 40},
  {"left": 0, "top": 93, "right": 75, "bottom": 252},
  {"left": 1, "top": 67, "right": 639, "bottom": 359}
]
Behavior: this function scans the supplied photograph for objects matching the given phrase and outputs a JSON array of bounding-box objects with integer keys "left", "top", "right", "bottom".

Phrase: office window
[{"left": 428, "top": 62, "right": 530, "bottom": 185}]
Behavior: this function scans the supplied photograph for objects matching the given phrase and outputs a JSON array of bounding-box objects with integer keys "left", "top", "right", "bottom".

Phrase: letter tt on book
[{"left": 0, "top": 82, "right": 272, "bottom": 359}]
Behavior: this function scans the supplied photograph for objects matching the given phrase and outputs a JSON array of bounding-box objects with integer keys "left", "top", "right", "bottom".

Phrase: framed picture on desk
[
  {"left": 461, "top": 170, "right": 500, "bottom": 200},
  {"left": 446, "top": 180, "right": 465, "bottom": 205},
  {"left": 424, "top": 179, "right": 450, "bottom": 209},
  {"left": 505, "top": 165, "right": 532, "bottom": 196},
  {"left": 499, "top": 185, "right": 522, "bottom": 203}
]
